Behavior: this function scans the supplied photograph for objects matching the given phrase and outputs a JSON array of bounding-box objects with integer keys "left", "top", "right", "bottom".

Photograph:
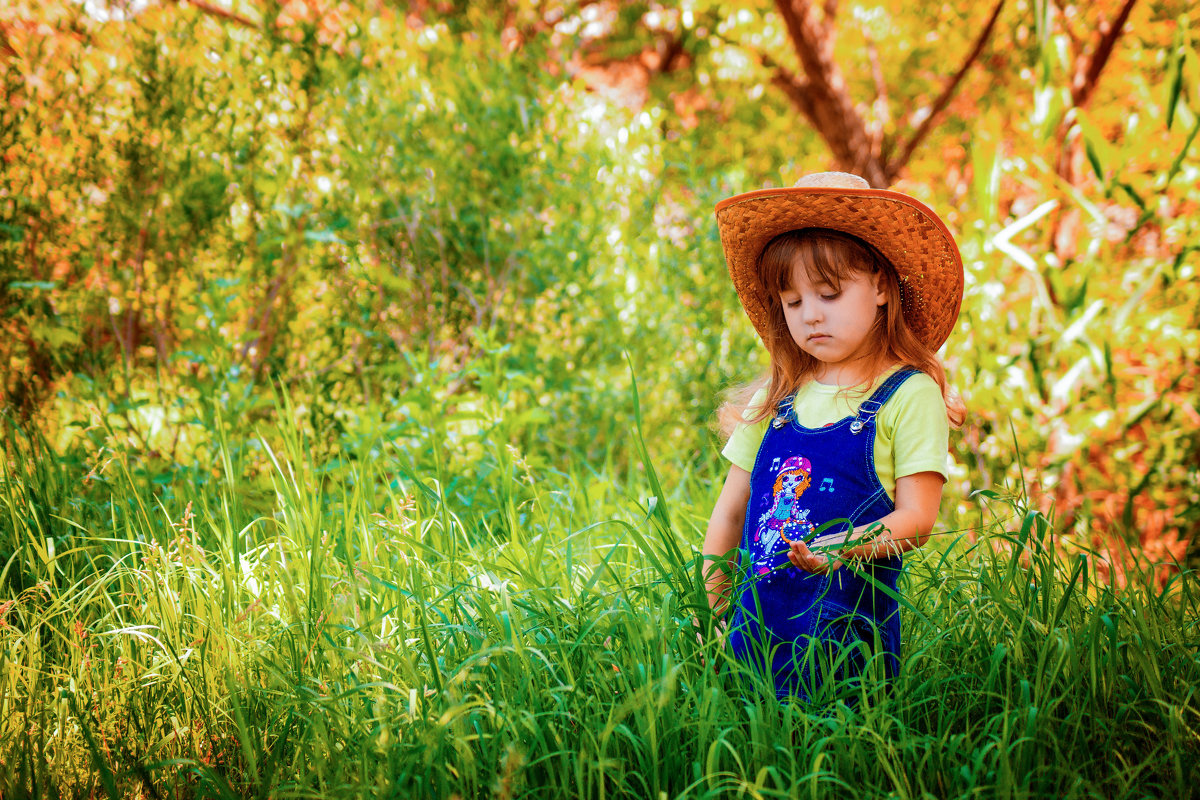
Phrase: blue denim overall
[{"left": 727, "top": 369, "right": 916, "bottom": 702}]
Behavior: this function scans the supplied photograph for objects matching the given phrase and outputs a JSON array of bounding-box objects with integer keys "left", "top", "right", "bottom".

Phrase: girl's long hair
[{"left": 718, "top": 228, "right": 966, "bottom": 438}]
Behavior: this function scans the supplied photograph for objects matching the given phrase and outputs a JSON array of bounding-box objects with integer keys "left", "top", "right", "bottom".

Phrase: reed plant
[{"left": 1, "top": 388, "right": 1197, "bottom": 799}]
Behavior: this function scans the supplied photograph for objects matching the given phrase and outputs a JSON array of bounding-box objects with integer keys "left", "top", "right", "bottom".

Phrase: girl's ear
[{"left": 874, "top": 272, "right": 888, "bottom": 307}]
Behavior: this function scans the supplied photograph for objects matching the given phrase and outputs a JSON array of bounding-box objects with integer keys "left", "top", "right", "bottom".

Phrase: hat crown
[
  {"left": 714, "top": 171, "right": 964, "bottom": 352},
  {"left": 793, "top": 171, "right": 870, "bottom": 190}
]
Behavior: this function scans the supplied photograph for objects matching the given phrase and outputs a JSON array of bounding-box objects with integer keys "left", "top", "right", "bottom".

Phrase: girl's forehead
[{"left": 785, "top": 260, "right": 840, "bottom": 290}]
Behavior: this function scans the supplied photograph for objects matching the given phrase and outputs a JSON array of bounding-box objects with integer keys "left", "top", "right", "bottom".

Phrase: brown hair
[{"left": 718, "top": 228, "right": 965, "bottom": 438}]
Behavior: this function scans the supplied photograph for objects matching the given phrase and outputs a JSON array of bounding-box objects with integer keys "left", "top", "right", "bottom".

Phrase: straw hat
[{"left": 715, "top": 172, "right": 964, "bottom": 352}]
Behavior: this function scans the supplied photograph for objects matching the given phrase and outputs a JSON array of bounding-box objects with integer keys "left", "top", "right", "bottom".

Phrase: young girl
[{"left": 705, "top": 171, "right": 965, "bottom": 703}]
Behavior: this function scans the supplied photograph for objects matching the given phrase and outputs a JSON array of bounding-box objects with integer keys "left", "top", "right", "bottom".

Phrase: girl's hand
[
  {"left": 788, "top": 539, "right": 841, "bottom": 574},
  {"left": 692, "top": 614, "right": 727, "bottom": 675}
]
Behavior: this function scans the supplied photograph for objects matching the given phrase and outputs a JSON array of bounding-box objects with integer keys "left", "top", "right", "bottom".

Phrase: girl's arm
[
  {"left": 840, "top": 471, "right": 944, "bottom": 560},
  {"left": 788, "top": 471, "right": 944, "bottom": 571},
  {"left": 703, "top": 465, "right": 751, "bottom": 615}
]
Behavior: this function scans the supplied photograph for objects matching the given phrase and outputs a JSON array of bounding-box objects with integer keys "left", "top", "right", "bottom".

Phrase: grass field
[{"left": 2, "top": 380, "right": 1198, "bottom": 800}]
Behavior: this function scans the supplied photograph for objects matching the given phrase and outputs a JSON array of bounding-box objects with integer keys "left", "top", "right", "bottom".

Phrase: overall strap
[
  {"left": 849, "top": 368, "right": 921, "bottom": 434},
  {"left": 770, "top": 393, "right": 795, "bottom": 429}
]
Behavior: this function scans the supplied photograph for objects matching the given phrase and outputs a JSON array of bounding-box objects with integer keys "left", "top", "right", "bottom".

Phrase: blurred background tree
[{"left": 1, "top": 0, "right": 1197, "bottom": 578}]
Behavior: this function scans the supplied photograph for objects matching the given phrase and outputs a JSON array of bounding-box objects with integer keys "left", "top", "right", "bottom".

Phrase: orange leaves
[
  {"left": 1027, "top": 351, "right": 1200, "bottom": 588},
  {"left": 279, "top": 0, "right": 356, "bottom": 51},
  {"left": 0, "top": 25, "right": 20, "bottom": 61},
  {"left": 45, "top": 189, "right": 67, "bottom": 217},
  {"left": 178, "top": 0, "right": 357, "bottom": 52}
]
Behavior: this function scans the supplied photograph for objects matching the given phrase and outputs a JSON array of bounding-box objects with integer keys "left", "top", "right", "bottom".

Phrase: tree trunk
[
  {"left": 774, "top": 0, "right": 888, "bottom": 186},
  {"left": 772, "top": 0, "right": 1005, "bottom": 187}
]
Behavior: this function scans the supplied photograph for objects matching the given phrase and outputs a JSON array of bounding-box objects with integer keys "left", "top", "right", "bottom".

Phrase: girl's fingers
[{"left": 788, "top": 541, "right": 830, "bottom": 574}]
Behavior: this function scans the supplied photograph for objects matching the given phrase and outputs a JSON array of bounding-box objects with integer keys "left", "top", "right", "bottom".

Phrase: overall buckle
[{"left": 851, "top": 400, "right": 883, "bottom": 434}]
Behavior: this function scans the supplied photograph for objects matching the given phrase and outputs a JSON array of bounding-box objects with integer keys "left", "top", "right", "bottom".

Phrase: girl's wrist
[{"left": 843, "top": 531, "right": 903, "bottom": 562}]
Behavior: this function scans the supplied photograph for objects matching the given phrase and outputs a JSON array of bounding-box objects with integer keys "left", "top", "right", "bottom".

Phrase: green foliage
[
  {"left": 3, "top": 1, "right": 1197, "bottom": 546},
  {"left": 2, "top": 405, "right": 1198, "bottom": 798}
]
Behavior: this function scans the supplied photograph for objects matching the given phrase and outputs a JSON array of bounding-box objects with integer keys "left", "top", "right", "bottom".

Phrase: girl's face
[{"left": 779, "top": 261, "right": 886, "bottom": 386}]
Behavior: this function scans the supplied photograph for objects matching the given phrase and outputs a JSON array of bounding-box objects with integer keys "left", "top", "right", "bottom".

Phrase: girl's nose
[{"left": 803, "top": 301, "right": 822, "bottom": 324}]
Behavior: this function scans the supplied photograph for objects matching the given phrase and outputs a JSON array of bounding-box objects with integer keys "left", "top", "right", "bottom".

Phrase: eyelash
[{"left": 785, "top": 293, "right": 840, "bottom": 308}]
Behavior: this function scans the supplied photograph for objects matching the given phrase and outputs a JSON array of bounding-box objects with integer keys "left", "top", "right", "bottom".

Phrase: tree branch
[
  {"left": 770, "top": 66, "right": 817, "bottom": 121},
  {"left": 0, "top": 25, "right": 19, "bottom": 61},
  {"left": 727, "top": 31, "right": 819, "bottom": 121},
  {"left": 1050, "top": 0, "right": 1139, "bottom": 258},
  {"left": 1054, "top": 0, "right": 1139, "bottom": 183},
  {"left": 175, "top": 0, "right": 258, "bottom": 29},
  {"left": 865, "top": 34, "right": 888, "bottom": 163},
  {"left": 822, "top": 0, "right": 837, "bottom": 26},
  {"left": 886, "top": 0, "right": 1005, "bottom": 176},
  {"left": 1071, "top": 0, "right": 1139, "bottom": 109}
]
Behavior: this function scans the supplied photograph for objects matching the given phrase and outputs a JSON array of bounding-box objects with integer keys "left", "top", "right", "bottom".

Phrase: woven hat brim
[{"left": 715, "top": 187, "right": 964, "bottom": 352}]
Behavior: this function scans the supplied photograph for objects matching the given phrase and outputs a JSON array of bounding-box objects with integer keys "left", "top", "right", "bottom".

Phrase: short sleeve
[
  {"left": 878, "top": 373, "right": 950, "bottom": 481},
  {"left": 721, "top": 387, "right": 771, "bottom": 473}
]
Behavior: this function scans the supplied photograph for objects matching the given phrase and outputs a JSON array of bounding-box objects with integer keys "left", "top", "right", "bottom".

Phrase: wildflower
[{"left": 0, "top": 599, "right": 14, "bottom": 629}]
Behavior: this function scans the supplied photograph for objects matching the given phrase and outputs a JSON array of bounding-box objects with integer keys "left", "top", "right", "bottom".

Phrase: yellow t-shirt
[{"left": 722, "top": 368, "right": 949, "bottom": 500}]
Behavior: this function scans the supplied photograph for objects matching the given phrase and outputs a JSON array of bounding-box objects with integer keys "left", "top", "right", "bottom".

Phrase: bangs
[{"left": 758, "top": 228, "right": 885, "bottom": 295}]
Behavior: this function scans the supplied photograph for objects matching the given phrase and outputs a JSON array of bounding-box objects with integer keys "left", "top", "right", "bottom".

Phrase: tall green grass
[{"left": 1, "top": 396, "right": 1198, "bottom": 799}]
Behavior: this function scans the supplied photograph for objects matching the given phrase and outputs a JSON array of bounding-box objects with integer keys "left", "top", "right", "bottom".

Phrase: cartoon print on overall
[{"left": 750, "top": 455, "right": 818, "bottom": 574}]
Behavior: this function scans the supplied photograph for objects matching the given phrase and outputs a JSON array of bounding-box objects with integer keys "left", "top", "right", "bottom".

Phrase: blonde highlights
[{"left": 718, "top": 228, "right": 965, "bottom": 438}]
